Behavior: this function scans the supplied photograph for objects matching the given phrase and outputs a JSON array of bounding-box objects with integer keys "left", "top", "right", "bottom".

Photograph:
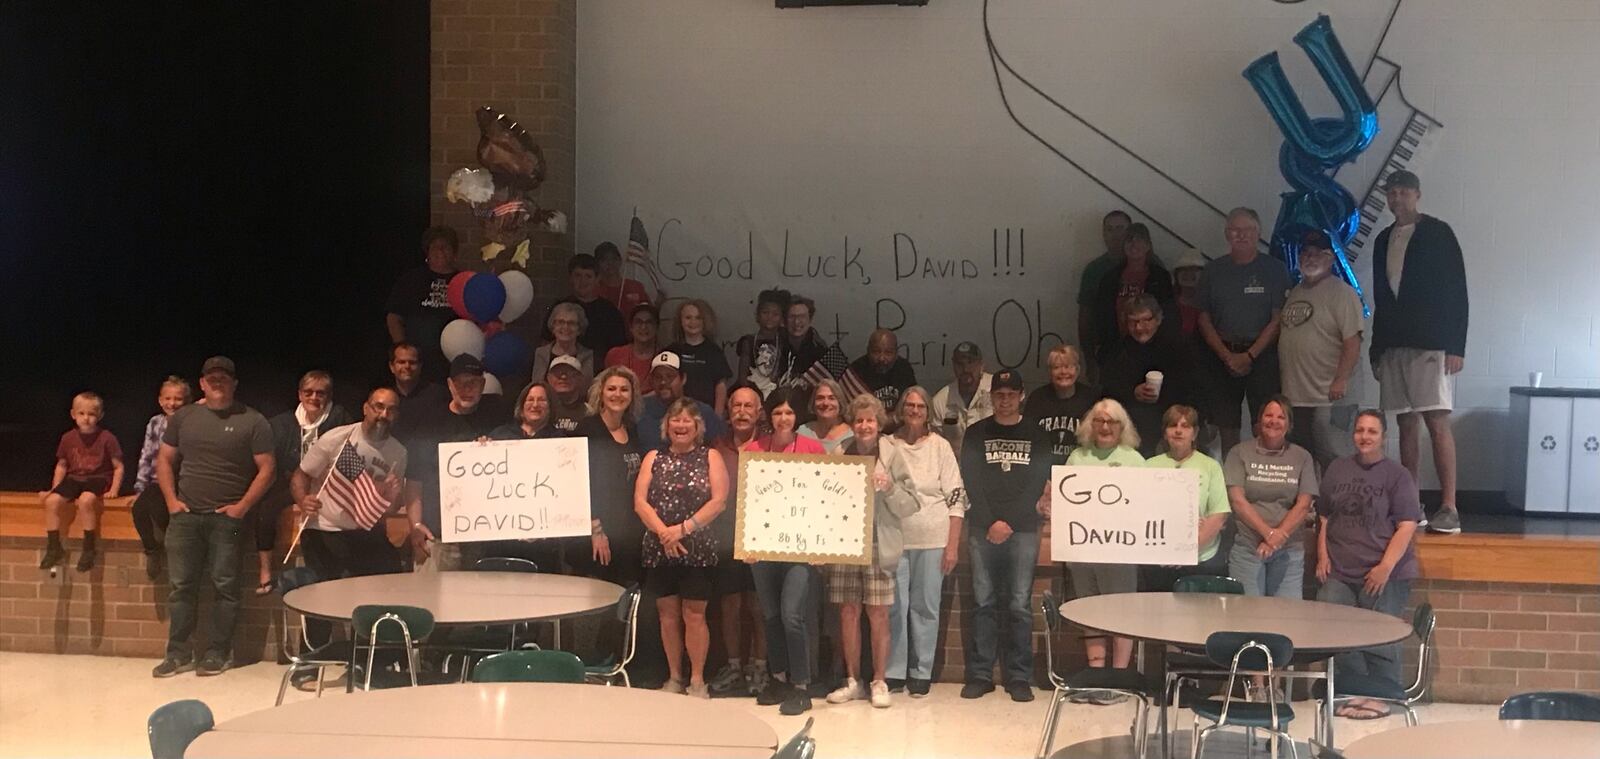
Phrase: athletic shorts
[
  {"left": 1377, "top": 347, "right": 1453, "bottom": 414},
  {"left": 825, "top": 562, "right": 895, "bottom": 606},
  {"left": 713, "top": 561, "right": 755, "bottom": 595},
  {"left": 51, "top": 477, "right": 109, "bottom": 500},
  {"left": 644, "top": 565, "right": 715, "bottom": 601}
]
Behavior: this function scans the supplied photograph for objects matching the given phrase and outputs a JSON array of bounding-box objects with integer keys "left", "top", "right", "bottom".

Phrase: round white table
[
  {"left": 184, "top": 683, "right": 781, "bottom": 759},
  {"left": 1060, "top": 592, "right": 1414, "bottom": 754},
  {"left": 283, "top": 571, "right": 623, "bottom": 626},
  {"left": 1342, "top": 719, "right": 1600, "bottom": 759}
]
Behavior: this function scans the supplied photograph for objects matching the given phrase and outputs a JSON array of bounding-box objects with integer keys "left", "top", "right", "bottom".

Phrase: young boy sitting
[
  {"left": 39, "top": 391, "right": 124, "bottom": 572},
  {"left": 131, "top": 377, "right": 191, "bottom": 579}
]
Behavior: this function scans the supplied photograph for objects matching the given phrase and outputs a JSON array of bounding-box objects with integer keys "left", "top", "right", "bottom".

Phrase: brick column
[{"left": 429, "top": 0, "right": 576, "bottom": 303}]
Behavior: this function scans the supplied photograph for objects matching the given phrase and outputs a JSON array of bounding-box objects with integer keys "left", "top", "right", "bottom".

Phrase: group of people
[{"left": 38, "top": 171, "right": 1462, "bottom": 722}]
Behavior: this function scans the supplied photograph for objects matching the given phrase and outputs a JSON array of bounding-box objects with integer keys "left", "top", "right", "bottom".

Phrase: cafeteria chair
[
  {"left": 275, "top": 567, "right": 349, "bottom": 704},
  {"left": 351, "top": 604, "right": 435, "bottom": 691},
  {"left": 1191, "top": 631, "right": 1298, "bottom": 759},
  {"left": 773, "top": 717, "right": 816, "bottom": 759},
  {"left": 585, "top": 584, "right": 643, "bottom": 687},
  {"left": 1037, "top": 591, "right": 1152, "bottom": 759},
  {"left": 147, "top": 699, "right": 213, "bottom": 759},
  {"left": 1307, "top": 741, "right": 1346, "bottom": 759},
  {"left": 1313, "top": 603, "right": 1436, "bottom": 733},
  {"left": 441, "top": 556, "right": 545, "bottom": 678},
  {"left": 471, "top": 649, "right": 587, "bottom": 683},
  {"left": 1497, "top": 691, "right": 1600, "bottom": 722},
  {"left": 474, "top": 556, "right": 541, "bottom": 573},
  {"left": 1162, "top": 575, "right": 1246, "bottom": 756}
]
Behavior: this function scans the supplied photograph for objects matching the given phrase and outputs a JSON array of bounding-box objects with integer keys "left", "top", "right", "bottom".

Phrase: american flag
[
  {"left": 800, "top": 343, "right": 872, "bottom": 401},
  {"left": 625, "top": 214, "right": 651, "bottom": 264},
  {"left": 320, "top": 441, "right": 392, "bottom": 531}
]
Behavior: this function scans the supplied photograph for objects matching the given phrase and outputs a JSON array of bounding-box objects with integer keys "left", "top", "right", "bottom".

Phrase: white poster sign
[
  {"left": 735, "top": 452, "right": 874, "bottom": 565},
  {"left": 438, "top": 438, "right": 591, "bottom": 543},
  {"left": 1050, "top": 465, "right": 1199, "bottom": 566}
]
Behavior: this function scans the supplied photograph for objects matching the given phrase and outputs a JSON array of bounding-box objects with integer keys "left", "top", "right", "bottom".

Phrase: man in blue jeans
[
  {"left": 152, "top": 357, "right": 275, "bottom": 678},
  {"left": 957, "top": 369, "right": 1053, "bottom": 702}
]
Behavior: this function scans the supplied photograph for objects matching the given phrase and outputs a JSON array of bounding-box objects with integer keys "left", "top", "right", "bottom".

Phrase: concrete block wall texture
[{"left": 428, "top": 0, "right": 576, "bottom": 315}]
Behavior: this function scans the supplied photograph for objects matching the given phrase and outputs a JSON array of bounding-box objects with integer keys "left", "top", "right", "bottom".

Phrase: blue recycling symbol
[
  {"left": 1585, "top": 436, "right": 1598, "bottom": 453},
  {"left": 1539, "top": 435, "right": 1557, "bottom": 451}
]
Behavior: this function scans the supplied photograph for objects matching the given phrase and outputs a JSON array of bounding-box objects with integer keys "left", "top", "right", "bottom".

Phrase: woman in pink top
[{"left": 742, "top": 387, "right": 825, "bottom": 716}]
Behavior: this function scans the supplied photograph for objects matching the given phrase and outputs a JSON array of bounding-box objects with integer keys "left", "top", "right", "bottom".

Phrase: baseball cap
[
  {"left": 1381, "top": 170, "right": 1420, "bottom": 192},
  {"left": 546, "top": 355, "right": 583, "bottom": 376},
  {"left": 449, "top": 354, "right": 485, "bottom": 377},
  {"left": 1174, "top": 248, "right": 1208, "bottom": 271},
  {"left": 991, "top": 369, "right": 1025, "bottom": 392},
  {"left": 651, "top": 351, "right": 682, "bottom": 372},
  {"left": 200, "top": 356, "right": 236, "bottom": 377},
  {"left": 1300, "top": 229, "right": 1334, "bottom": 251},
  {"left": 952, "top": 341, "right": 983, "bottom": 361}
]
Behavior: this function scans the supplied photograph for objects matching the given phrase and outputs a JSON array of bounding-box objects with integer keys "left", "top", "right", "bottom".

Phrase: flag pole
[{"left": 282, "top": 463, "right": 335, "bottom": 567}]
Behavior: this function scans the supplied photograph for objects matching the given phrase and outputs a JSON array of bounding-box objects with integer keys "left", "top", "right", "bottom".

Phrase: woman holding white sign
[
  {"left": 1141, "top": 404, "right": 1232, "bottom": 592},
  {"left": 824, "top": 393, "right": 921, "bottom": 709},
  {"left": 744, "top": 387, "right": 826, "bottom": 716},
  {"left": 1223, "top": 395, "right": 1317, "bottom": 600},
  {"left": 634, "top": 398, "right": 728, "bottom": 698},
  {"left": 887, "top": 385, "right": 966, "bottom": 699},
  {"left": 1062, "top": 398, "right": 1145, "bottom": 683}
]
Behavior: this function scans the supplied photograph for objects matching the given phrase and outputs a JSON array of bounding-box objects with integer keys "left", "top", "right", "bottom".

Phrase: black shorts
[
  {"left": 713, "top": 561, "right": 755, "bottom": 596},
  {"left": 51, "top": 477, "right": 108, "bottom": 500},
  {"left": 1208, "top": 346, "right": 1281, "bottom": 429},
  {"left": 644, "top": 565, "right": 715, "bottom": 601}
]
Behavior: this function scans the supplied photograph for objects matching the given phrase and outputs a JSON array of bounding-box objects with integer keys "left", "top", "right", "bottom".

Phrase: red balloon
[
  {"left": 481, "top": 319, "right": 505, "bottom": 338},
  {"left": 446, "top": 272, "right": 474, "bottom": 321}
]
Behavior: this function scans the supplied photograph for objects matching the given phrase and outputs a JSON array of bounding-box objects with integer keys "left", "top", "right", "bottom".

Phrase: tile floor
[{"left": 0, "top": 652, "right": 1498, "bottom": 758}]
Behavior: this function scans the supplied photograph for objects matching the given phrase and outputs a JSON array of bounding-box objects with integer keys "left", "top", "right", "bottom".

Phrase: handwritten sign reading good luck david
[
  {"left": 735, "top": 452, "right": 874, "bottom": 565},
  {"left": 438, "top": 438, "right": 590, "bottom": 543},
  {"left": 1050, "top": 466, "right": 1200, "bottom": 566}
]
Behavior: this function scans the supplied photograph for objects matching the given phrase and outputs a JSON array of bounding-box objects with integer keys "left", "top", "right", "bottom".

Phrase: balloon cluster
[
  {"left": 439, "top": 269, "right": 535, "bottom": 395},
  {"left": 445, "top": 106, "right": 568, "bottom": 269},
  {"left": 1242, "top": 14, "right": 1376, "bottom": 314}
]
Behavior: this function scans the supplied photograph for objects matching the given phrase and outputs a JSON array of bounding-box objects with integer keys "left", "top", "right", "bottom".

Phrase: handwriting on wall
[
  {"left": 648, "top": 222, "right": 1075, "bottom": 371},
  {"left": 734, "top": 451, "right": 874, "bottom": 565},
  {"left": 438, "top": 438, "right": 591, "bottom": 543},
  {"left": 1049, "top": 466, "right": 1200, "bottom": 565}
]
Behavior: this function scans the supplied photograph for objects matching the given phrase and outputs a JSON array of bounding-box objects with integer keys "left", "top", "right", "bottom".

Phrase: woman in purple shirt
[{"left": 1314, "top": 409, "right": 1423, "bottom": 720}]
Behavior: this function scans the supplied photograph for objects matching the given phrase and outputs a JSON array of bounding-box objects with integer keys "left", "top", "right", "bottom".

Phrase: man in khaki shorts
[{"left": 1370, "top": 170, "right": 1469, "bottom": 533}]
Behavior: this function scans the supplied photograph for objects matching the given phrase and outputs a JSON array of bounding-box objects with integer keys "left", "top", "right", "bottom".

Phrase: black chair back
[
  {"left": 1498, "top": 691, "right": 1600, "bottom": 722},
  {"left": 147, "top": 699, "right": 214, "bottom": 759},
  {"left": 1205, "top": 631, "right": 1294, "bottom": 671},
  {"left": 475, "top": 556, "right": 540, "bottom": 573},
  {"left": 1173, "top": 575, "right": 1245, "bottom": 595}
]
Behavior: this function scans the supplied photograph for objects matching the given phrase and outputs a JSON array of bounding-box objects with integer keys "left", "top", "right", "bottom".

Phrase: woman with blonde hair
[
  {"left": 667, "top": 299, "right": 732, "bottom": 415},
  {"left": 579, "top": 366, "right": 645, "bottom": 575},
  {"left": 1062, "top": 398, "right": 1145, "bottom": 686},
  {"left": 886, "top": 385, "right": 965, "bottom": 697},
  {"left": 634, "top": 397, "right": 728, "bottom": 697}
]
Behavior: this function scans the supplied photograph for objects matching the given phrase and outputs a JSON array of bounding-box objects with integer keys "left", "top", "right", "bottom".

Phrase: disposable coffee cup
[
  {"left": 1529, "top": 371, "right": 1543, "bottom": 388},
  {"left": 1145, "top": 370, "right": 1164, "bottom": 395}
]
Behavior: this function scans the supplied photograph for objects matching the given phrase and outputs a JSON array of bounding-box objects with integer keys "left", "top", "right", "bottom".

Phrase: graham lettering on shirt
[{"left": 983, "top": 438, "right": 1034, "bottom": 471}]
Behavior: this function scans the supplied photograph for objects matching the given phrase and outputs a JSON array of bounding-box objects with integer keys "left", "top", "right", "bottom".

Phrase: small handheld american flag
[
  {"left": 321, "top": 441, "right": 393, "bottom": 531},
  {"left": 800, "top": 343, "right": 872, "bottom": 401}
]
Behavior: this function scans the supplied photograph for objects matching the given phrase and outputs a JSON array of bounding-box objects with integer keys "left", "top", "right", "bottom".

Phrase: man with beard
[
  {"left": 929, "top": 342, "right": 993, "bottom": 453},
  {"left": 706, "top": 383, "right": 770, "bottom": 696},
  {"left": 638, "top": 351, "right": 726, "bottom": 450},
  {"left": 848, "top": 329, "right": 917, "bottom": 413},
  {"left": 1101, "top": 296, "right": 1209, "bottom": 457},
  {"left": 545, "top": 355, "right": 590, "bottom": 434},
  {"left": 292, "top": 387, "right": 413, "bottom": 579},
  {"left": 1278, "top": 230, "right": 1363, "bottom": 472},
  {"left": 404, "top": 355, "right": 507, "bottom": 571}
]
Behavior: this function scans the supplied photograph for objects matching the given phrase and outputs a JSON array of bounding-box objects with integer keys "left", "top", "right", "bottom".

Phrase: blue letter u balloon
[{"left": 1242, "top": 14, "right": 1377, "bottom": 164}]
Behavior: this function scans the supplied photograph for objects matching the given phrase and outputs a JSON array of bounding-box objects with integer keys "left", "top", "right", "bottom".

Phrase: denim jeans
[
  {"left": 1228, "top": 540, "right": 1305, "bottom": 599},
  {"left": 888, "top": 547, "right": 945, "bottom": 681},
  {"left": 753, "top": 561, "right": 819, "bottom": 686},
  {"left": 965, "top": 532, "right": 1039, "bottom": 685},
  {"left": 1317, "top": 577, "right": 1412, "bottom": 688},
  {"left": 165, "top": 511, "right": 244, "bottom": 660}
]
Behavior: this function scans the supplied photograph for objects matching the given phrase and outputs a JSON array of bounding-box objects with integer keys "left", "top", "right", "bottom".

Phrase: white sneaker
[
  {"left": 869, "top": 679, "right": 891, "bottom": 708},
  {"left": 826, "top": 677, "right": 868, "bottom": 704}
]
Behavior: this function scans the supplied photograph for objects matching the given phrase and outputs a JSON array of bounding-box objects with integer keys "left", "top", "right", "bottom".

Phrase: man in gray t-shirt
[
  {"left": 1278, "top": 232, "right": 1364, "bottom": 471},
  {"left": 154, "top": 357, "right": 275, "bottom": 677},
  {"left": 1198, "top": 208, "right": 1292, "bottom": 454},
  {"left": 1224, "top": 434, "right": 1317, "bottom": 599}
]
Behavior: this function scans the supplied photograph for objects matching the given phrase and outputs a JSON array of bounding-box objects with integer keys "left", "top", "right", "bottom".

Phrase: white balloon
[
  {"left": 482, "top": 372, "right": 503, "bottom": 396},
  {"left": 440, "top": 318, "right": 485, "bottom": 360},
  {"left": 498, "top": 269, "right": 535, "bottom": 323}
]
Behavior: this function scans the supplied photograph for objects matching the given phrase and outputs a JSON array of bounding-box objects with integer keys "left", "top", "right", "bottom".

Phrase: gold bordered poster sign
[{"left": 734, "top": 451, "right": 874, "bottom": 565}]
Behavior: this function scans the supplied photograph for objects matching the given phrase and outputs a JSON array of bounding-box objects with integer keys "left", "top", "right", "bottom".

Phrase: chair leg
[
  {"left": 1245, "top": 727, "right": 1255, "bottom": 759},
  {"left": 1131, "top": 694, "right": 1149, "bottom": 759},
  {"left": 407, "top": 648, "right": 420, "bottom": 688},
  {"left": 314, "top": 665, "right": 326, "bottom": 698},
  {"left": 276, "top": 665, "right": 295, "bottom": 706},
  {"left": 1036, "top": 689, "right": 1066, "bottom": 759}
]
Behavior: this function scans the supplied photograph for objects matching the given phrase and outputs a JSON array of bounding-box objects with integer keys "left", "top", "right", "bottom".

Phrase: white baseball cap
[
  {"left": 651, "top": 351, "right": 681, "bottom": 372},
  {"left": 546, "top": 355, "right": 583, "bottom": 376}
]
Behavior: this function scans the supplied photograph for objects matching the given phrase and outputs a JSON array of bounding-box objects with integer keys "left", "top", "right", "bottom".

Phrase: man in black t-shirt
[
  {"left": 849, "top": 329, "right": 918, "bottom": 412},
  {"left": 386, "top": 342, "right": 448, "bottom": 444},
  {"left": 385, "top": 227, "right": 460, "bottom": 382},
  {"left": 404, "top": 354, "right": 507, "bottom": 571},
  {"left": 540, "top": 254, "right": 627, "bottom": 356}
]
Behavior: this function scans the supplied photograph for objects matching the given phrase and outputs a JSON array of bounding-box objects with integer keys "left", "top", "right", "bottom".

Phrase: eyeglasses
[{"left": 553, "top": 319, "right": 581, "bottom": 327}]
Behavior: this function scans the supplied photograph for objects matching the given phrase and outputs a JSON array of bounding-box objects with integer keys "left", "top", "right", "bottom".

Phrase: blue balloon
[
  {"left": 462, "top": 272, "right": 507, "bottom": 323},
  {"left": 481, "top": 332, "right": 529, "bottom": 378},
  {"left": 1242, "top": 14, "right": 1377, "bottom": 164}
]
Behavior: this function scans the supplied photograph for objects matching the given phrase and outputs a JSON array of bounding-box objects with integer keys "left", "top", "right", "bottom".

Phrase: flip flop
[
  {"left": 254, "top": 580, "right": 274, "bottom": 596},
  {"left": 1337, "top": 703, "right": 1389, "bottom": 720}
]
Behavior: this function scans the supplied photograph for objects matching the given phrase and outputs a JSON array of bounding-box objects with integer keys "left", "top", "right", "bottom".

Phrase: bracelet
[{"left": 685, "top": 516, "right": 697, "bottom": 534}]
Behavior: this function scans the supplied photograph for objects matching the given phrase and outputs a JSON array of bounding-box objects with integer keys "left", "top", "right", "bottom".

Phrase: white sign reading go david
[
  {"left": 1050, "top": 466, "right": 1199, "bottom": 566},
  {"left": 438, "top": 438, "right": 591, "bottom": 543}
]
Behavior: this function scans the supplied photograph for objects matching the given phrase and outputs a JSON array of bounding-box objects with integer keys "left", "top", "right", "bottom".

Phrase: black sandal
[{"left": 254, "top": 579, "right": 275, "bottom": 596}]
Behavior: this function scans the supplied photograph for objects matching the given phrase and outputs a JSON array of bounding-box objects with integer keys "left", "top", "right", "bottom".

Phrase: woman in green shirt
[
  {"left": 1142, "top": 405, "right": 1232, "bottom": 592},
  {"left": 1063, "top": 398, "right": 1145, "bottom": 679}
]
